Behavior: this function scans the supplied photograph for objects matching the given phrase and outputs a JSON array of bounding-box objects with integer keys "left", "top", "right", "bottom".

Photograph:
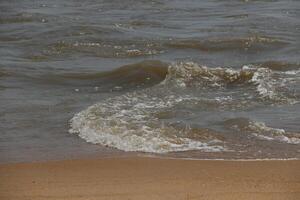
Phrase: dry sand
[{"left": 0, "top": 157, "right": 299, "bottom": 200}]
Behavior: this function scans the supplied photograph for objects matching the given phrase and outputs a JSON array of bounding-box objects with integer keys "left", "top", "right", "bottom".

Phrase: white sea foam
[
  {"left": 70, "top": 62, "right": 299, "bottom": 153},
  {"left": 284, "top": 69, "right": 300, "bottom": 75},
  {"left": 225, "top": 117, "right": 300, "bottom": 145},
  {"left": 164, "top": 62, "right": 297, "bottom": 103},
  {"left": 248, "top": 121, "right": 300, "bottom": 144},
  {"left": 70, "top": 90, "right": 225, "bottom": 153}
]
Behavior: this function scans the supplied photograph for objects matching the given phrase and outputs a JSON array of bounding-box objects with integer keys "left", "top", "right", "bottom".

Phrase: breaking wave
[
  {"left": 69, "top": 89, "right": 226, "bottom": 153},
  {"left": 70, "top": 61, "right": 300, "bottom": 153},
  {"left": 224, "top": 118, "right": 300, "bottom": 144},
  {"left": 162, "top": 62, "right": 298, "bottom": 103}
]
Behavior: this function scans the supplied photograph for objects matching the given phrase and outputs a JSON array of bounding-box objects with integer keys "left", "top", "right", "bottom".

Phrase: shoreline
[
  {"left": 1, "top": 157, "right": 299, "bottom": 200},
  {"left": 1, "top": 153, "right": 299, "bottom": 165}
]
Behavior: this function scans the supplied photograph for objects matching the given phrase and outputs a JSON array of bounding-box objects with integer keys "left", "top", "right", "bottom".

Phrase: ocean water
[{"left": 1, "top": 0, "right": 300, "bottom": 163}]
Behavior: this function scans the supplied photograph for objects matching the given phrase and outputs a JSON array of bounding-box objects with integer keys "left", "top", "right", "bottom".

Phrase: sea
[{"left": 1, "top": 0, "right": 300, "bottom": 163}]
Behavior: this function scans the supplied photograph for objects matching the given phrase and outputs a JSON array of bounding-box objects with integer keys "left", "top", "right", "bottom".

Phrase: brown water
[{"left": 1, "top": 0, "right": 300, "bottom": 163}]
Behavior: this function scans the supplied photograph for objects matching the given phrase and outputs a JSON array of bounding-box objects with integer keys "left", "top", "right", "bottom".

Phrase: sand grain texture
[{"left": 0, "top": 157, "right": 299, "bottom": 200}]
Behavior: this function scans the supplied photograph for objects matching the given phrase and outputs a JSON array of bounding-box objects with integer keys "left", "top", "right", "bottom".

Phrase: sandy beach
[{"left": 0, "top": 157, "right": 299, "bottom": 200}]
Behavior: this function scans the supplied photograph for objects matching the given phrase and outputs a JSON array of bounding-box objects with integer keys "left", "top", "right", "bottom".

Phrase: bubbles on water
[
  {"left": 224, "top": 118, "right": 300, "bottom": 145},
  {"left": 45, "top": 40, "right": 164, "bottom": 58},
  {"left": 162, "top": 62, "right": 299, "bottom": 104},
  {"left": 70, "top": 61, "right": 300, "bottom": 153},
  {"left": 70, "top": 90, "right": 226, "bottom": 153}
]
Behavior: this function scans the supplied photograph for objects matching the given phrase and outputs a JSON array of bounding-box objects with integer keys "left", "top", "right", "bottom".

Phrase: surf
[{"left": 69, "top": 61, "right": 300, "bottom": 153}]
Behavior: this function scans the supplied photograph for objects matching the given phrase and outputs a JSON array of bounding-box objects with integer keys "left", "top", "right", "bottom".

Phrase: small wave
[
  {"left": 249, "top": 122, "right": 300, "bottom": 144},
  {"left": 34, "top": 60, "right": 168, "bottom": 88},
  {"left": 129, "top": 20, "right": 163, "bottom": 28},
  {"left": 45, "top": 40, "right": 164, "bottom": 58},
  {"left": 258, "top": 61, "right": 300, "bottom": 71},
  {"left": 0, "top": 69, "right": 9, "bottom": 77},
  {"left": 64, "top": 60, "right": 168, "bottom": 81},
  {"left": 0, "top": 13, "right": 50, "bottom": 25},
  {"left": 224, "top": 14, "right": 249, "bottom": 19},
  {"left": 0, "top": 16, "right": 33, "bottom": 24},
  {"left": 0, "top": 71, "right": 5, "bottom": 77},
  {"left": 167, "top": 35, "right": 287, "bottom": 52},
  {"left": 223, "top": 118, "right": 300, "bottom": 144}
]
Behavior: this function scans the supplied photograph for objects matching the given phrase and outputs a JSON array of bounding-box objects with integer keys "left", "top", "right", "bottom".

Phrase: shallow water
[{"left": 1, "top": 0, "right": 300, "bottom": 163}]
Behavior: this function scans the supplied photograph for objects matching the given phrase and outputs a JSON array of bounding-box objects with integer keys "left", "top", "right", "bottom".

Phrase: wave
[
  {"left": 45, "top": 40, "right": 164, "bottom": 58},
  {"left": 0, "top": 12, "right": 51, "bottom": 25},
  {"left": 31, "top": 60, "right": 168, "bottom": 88},
  {"left": 69, "top": 61, "right": 299, "bottom": 153},
  {"left": 0, "top": 16, "right": 33, "bottom": 24},
  {"left": 257, "top": 61, "right": 300, "bottom": 71},
  {"left": 223, "top": 118, "right": 300, "bottom": 144},
  {"left": 162, "top": 62, "right": 298, "bottom": 103},
  {"left": 68, "top": 72, "right": 228, "bottom": 153},
  {"left": 0, "top": 69, "right": 9, "bottom": 77},
  {"left": 69, "top": 91, "right": 225, "bottom": 153},
  {"left": 62, "top": 60, "right": 168, "bottom": 82},
  {"left": 167, "top": 35, "right": 288, "bottom": 52},
  {"left": 40, "top": 35, "right": 287, "bottom": 59},
  {"left": 0, "top": 71, "right": 5, "bottom": 77}
]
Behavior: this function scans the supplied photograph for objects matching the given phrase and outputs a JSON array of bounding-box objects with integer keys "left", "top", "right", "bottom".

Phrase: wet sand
[{"left": 0, "top": 157, "right": 299, "bottom": 200}]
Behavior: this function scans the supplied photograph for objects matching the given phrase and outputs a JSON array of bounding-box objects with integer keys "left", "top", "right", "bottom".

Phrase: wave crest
[
  {"left": 162, "top": 62, "right": 298, "bottom": 103},
  {"left": 162, "top": 62, "right": 254, "bottom": 88},
  {"left": 224, "top": 118, "right": 300, "bottom": 144},
  {"left": 167, "top": 35, "right": 287, "bottom": 52},
  {"left": 70, "top": 61, "right": 299, "bottom": 153}
]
